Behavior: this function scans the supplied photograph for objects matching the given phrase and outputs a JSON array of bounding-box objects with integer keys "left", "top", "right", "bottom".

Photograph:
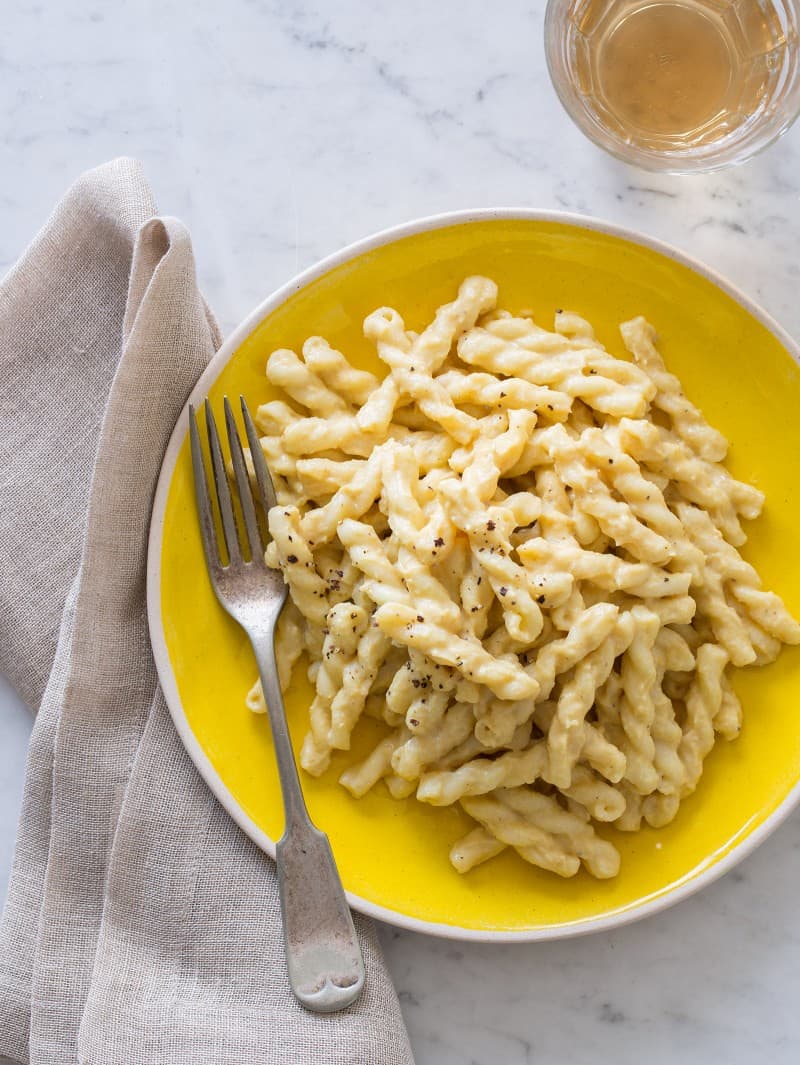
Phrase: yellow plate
[{"left": 148, "top": 211, "right": 800, "bottom": 940}]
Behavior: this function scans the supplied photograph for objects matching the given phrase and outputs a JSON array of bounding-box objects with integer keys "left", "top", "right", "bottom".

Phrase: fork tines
[{"left": 189, "top": 396, "right": 277, "bottom": 570}]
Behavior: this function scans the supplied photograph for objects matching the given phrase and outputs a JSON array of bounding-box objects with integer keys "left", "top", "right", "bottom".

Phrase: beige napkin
[{"left": 0, "top": 158, "right": 414, "bottom": 1065}]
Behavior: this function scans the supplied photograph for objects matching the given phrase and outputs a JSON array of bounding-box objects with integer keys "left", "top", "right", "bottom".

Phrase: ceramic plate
[{"left": 147, "top": 210, "right": 800, "bottom": 941}]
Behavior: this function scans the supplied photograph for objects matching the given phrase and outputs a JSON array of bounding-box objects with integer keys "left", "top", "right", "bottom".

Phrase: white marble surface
[{"left": 2, "top": 1, "right": 800, "bottom": 1061}]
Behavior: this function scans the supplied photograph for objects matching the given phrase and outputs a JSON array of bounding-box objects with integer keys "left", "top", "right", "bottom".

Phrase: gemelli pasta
[{"left": 244, "top": 277, "right": 800, "bottom": 879}]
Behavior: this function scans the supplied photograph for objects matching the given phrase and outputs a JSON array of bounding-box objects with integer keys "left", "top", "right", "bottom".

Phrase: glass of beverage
[{"left": 545, "top": 0, "right": 800, "bottom": 172}]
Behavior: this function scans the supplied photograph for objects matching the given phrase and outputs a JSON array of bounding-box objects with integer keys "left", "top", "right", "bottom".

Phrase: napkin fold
[{"left": 0, "top": 159, "right": 414, "bottom": 1065}]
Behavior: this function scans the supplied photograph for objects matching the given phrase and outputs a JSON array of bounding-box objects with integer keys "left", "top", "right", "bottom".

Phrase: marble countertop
[{"left": 3, "top": 1, "right": 800, "bottom": 1062}]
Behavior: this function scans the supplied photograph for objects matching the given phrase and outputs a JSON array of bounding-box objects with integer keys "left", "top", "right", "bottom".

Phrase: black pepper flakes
[{"left": 287, "top": 554, "right": 298, "bottom": 564}]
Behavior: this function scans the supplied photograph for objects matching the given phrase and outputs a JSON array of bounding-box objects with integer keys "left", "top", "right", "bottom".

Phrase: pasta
[{"left": 244, "top": 277, "right": 800, "bottom": 880}]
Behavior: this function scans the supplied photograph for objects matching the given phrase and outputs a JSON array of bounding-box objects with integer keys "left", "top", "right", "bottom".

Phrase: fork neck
[{"left": 249, "top": 630, "right": 312, "bottom": 834}]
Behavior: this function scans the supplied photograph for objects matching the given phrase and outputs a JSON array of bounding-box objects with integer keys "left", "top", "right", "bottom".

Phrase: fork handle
[{"left": 251, "top": 633, "right": 366, "bottom": 1013}]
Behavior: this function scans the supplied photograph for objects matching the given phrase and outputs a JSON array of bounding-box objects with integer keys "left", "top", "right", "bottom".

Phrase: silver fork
[{"left": 189, "top": 395, "right": 366, "bottom": 1013}]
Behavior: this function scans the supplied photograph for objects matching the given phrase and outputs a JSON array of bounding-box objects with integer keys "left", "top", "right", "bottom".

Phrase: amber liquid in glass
[{"left": 573, "top": 0, "right": 788, "bottom": 148}]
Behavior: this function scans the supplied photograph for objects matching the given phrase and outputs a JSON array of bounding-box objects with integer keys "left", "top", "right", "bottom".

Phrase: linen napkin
[{"left": 0, "top": 158, "right": 415, "bottom": 1065}]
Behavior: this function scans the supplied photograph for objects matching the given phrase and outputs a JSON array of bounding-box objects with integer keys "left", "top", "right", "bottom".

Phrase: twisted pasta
[{"left": 239, "top": 276, "right": 799, "bottom": 883}]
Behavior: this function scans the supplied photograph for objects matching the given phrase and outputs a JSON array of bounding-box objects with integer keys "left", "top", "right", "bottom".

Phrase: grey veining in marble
[{"left": 2, "top": 1, "right": 800, "bottom": 1062}]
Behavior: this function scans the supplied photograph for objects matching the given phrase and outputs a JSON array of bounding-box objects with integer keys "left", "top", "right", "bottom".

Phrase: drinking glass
[{"left": 545, "top": 0, "right": 800, "bottom": 172}]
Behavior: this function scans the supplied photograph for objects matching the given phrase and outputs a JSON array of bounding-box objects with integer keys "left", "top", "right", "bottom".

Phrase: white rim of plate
[{"left": 147, "top": 207, "right": 800, "bottom": 943}]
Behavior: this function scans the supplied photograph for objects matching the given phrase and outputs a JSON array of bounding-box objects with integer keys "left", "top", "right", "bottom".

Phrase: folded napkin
[{"left": 0, "top": 159, "right": 414, "bottom": 1065}]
